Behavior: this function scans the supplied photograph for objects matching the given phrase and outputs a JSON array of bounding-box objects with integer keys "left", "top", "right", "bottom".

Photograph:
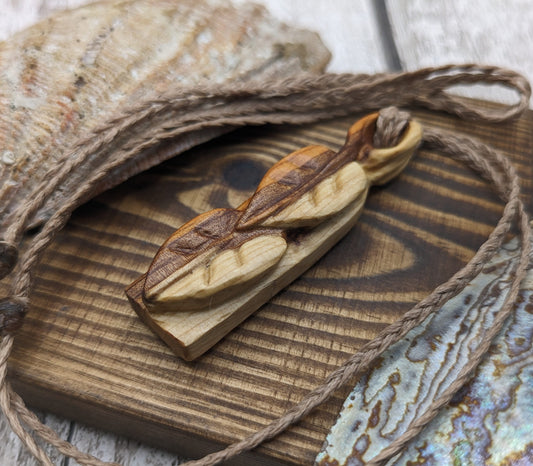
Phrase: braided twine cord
[{"left": 0, "top": 64, "right": 532, "bottom": 465}]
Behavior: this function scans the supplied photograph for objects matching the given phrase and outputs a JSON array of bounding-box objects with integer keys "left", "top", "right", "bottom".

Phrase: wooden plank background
[
  {"left": 1, "top": 1, "right": 533, "bottom": 465},
  {"left": 387, "top": 0, "right": 533, "bottom": 105}
]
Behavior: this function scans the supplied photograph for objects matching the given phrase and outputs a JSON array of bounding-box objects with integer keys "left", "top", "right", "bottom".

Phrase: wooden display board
[{"left": 3, "top": 108, "right": 532, "bottom": 465}]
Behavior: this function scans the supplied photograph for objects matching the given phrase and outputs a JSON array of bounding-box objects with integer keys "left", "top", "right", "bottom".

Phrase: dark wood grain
[{"left": 2, "top": 107, "right": 532, "bottom": 465}]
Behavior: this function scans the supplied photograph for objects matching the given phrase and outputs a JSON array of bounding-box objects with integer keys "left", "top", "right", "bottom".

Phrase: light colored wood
[
  {"left": 143, "top": 233, "right": 289, "bottom": 309},
  {"left": 259, "top": 161, "right": 366, "bottom": 227},
  {"left": 130, "top": 115, "right": 422, "bottom": 360},
  {"left": 386, "top": 0, "right": 533, "bottom": 106}
]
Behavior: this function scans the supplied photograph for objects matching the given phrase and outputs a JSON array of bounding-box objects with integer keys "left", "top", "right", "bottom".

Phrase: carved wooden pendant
[{"left": 126, "top": 113, "right": 422, "bottom": 360}]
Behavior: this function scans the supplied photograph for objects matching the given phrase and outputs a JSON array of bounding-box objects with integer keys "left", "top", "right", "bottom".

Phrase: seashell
[
  {"left": 0, "top": 0, "right": 330, "bottom": 233},
  {"left": 316, "top": 224, "right": 533, "bottom": 466}
]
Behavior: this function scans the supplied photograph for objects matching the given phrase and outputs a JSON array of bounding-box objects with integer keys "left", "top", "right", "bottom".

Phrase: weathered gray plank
[
  {"left": 0, "top": 409, "right": 185, "bottom": 466},
  {"left": 67, "top": 424, "right": 184, "bottom": 466},
  {"left": 386, "top": 0, "right": 533, "bottom": 104},
  {"left": 0, "top": 410, "right": 72, "bottom": 466}
]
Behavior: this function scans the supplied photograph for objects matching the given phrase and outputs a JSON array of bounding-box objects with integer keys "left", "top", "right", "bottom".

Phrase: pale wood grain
[
  {"left": 132, "top": 115, "right": 421, "bottom": 361},
  {"left": 386, "top": 0, "right": 533, "bottom": 105}
]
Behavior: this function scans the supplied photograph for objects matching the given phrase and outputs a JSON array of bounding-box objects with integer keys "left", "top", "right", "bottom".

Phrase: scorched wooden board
[{"left": 3, "top": 107, "right": 532, "bottom": 465}]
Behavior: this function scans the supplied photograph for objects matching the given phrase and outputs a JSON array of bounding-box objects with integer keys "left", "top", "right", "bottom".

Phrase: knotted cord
[{"left": 0, "top": 64, "right": 531, "bottom": 465}]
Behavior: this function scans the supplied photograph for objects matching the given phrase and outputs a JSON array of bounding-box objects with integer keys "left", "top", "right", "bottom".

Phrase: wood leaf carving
[{"left": 126, "top": 112, "right": 423, "bottom": 360}]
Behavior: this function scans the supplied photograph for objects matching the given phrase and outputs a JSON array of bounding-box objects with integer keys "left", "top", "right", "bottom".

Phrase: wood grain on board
[
  {"left": 1, "top": 107, "right": 532, "bottom": 465},
  {"left": 2, "top": 1, "right": 533, "bottom": 465}
]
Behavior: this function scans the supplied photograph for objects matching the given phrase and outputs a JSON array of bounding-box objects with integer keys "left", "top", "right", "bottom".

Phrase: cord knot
[
  {"left": 0, "top": 297, "right": 28, "bottom": 336},
  {"left": 374, "top": 106, "right": 411, "bottom": 148},
  {"left": 0, "top": 240, "right": 18, "bottom": 280}
]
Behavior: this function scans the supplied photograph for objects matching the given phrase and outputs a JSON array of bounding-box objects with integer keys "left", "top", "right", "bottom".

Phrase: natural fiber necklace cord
[
  {"left": 0, "top": 64, "right": 529, "bottom": 254},
  {"left": 0, "top": 64, "right": 531, "bottom": 465}
]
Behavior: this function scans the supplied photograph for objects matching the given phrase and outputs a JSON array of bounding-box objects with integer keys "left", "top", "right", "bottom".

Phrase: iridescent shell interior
[{"left": 316, "top": 227, "right": 533, "bottom": 466}]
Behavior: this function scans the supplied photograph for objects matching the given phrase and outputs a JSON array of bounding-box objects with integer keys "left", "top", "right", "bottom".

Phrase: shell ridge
[{"left": 0, "top": 0, "right": 331, "bottom": 233}]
